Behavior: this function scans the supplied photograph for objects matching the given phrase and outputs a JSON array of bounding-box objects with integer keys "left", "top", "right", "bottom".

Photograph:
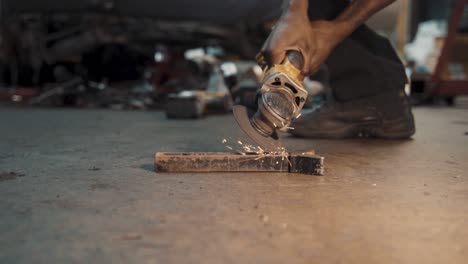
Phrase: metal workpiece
[
  {"left": 289, "top": 152, "right": 325, "bottom": 176},
  {"left": 155, "top": 151, "right": 324, "bottom": 176}
]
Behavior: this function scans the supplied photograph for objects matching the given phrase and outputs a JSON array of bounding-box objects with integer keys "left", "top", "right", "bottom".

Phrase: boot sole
[{"left": 290, "top": 115, "right": 415, "bottom": 139}]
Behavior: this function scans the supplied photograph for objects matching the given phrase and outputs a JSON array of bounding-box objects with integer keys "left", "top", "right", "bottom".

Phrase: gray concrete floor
[{"left": 0, "top": 106, "right": 468, "bottom": 264}]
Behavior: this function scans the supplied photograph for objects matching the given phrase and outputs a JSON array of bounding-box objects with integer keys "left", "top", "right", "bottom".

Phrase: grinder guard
[
  {"left": 253, "top": 50, "right": 308, "bottom": 136},
  {"left": 232, "top": 50, "right": 308, "bottom": 152}
]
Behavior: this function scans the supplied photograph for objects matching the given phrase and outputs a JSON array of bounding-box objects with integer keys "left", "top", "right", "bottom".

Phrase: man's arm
[
  {"left": 259, "top": 0, "right": 396, "bottom": 74},
  {"left": 332, "top": 0, "right": 396, "bottom": 43}
]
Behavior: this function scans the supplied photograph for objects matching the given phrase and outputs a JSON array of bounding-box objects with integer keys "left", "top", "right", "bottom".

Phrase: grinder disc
[{"left": 233, "top": 105, "right": 284, "bottom": 152}]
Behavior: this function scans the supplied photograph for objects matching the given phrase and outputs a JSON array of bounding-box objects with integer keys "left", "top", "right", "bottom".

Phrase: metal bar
[
  {"left": 154, "top": 152, "right": 324, "bottom": 175},
  {"left": 289, "top": 152, "right": 324, "bottom": 176},
  {"left": 155, "top": 152, "right": 289, "bottom": 173}
]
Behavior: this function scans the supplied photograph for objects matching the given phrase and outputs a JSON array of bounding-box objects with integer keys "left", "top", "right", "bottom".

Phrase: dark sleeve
[{"left": 307, "top": 0, "right": 349, "bottom": 21}]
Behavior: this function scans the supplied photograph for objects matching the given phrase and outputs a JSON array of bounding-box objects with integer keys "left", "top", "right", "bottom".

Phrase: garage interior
[{"left": 1, "top": 0, "right": 468, "bottom": 263}]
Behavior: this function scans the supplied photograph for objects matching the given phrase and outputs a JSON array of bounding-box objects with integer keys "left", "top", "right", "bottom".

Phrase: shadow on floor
[{"left": 140, "top": 164, "right": 154, "bottom": 172}]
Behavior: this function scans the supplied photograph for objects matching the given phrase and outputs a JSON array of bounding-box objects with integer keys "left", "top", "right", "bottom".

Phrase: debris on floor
[{"left": 0, "top": 171, "right": 25, "bottom": 182}]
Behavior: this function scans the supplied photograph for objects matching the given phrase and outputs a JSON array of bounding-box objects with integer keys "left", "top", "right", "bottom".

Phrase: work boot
[{"left": 289, "top": 90, "right": 415, "bottom": 139}]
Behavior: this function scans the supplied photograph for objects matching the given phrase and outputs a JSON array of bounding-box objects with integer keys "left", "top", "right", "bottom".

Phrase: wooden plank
[
  {"left": 154, "top": 152, "right": 324, "bottom": 175},
  {"left": 396, "top": 0, "right": 410, "bottom": 54}
]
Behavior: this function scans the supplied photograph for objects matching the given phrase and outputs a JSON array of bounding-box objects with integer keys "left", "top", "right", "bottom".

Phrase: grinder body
[
  {"left": 252, "top": 50, "right": 308, "bottom": 137},
  {"left": 233, "top": 50, "right": 308, "bottom": 151}
]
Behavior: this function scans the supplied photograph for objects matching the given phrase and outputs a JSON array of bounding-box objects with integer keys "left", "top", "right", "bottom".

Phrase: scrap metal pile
[{"left": 0, "top": 11, "right": 269, "bottom": 111}]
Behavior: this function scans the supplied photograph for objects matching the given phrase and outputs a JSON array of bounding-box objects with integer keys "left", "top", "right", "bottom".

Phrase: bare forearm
[
  {"left": 333, "top": 0, "right": 396, "bottom": 41},
  {"left": 263, "top": 0, "right": 396, "bottom": 73},
  {"left": 282, "top": 0, "right": 396, "bottom": 42},
  {"left": 282, "top": 0, "right": 308, "bottom": 12}
]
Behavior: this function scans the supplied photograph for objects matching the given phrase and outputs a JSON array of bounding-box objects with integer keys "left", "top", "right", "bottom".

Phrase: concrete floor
[{"left": 0, "top": 106, "right": 467, "bottom": 264}]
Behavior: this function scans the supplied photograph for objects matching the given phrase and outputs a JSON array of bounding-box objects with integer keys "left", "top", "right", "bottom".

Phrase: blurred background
[{"left": 0, "top": 0, "right": 467, "bottom": 115}]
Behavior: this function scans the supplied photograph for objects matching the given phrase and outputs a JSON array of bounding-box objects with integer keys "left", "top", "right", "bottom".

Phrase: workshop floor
[{"left": 1, "top": 105, "right": 467, "bottom": 264}]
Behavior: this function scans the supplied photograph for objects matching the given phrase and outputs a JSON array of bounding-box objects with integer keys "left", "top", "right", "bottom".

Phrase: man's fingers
[
  {"left": 265, "top": 49, "right": 285, "bottom": 67},
  {"left": 307, "top": 61, "right": 323, "bottom": 76},
  {"left": 256, "top": 48, "right": 285, "bottom": 68},
  {"left": 258, "top": 25, "right": 290, "bottom": 67},
  {"left": 299, "top": 51, "right": 312, "bottom": 76},
  {"left": 255, "top": 52, "right": 267, "bottom": 68}
]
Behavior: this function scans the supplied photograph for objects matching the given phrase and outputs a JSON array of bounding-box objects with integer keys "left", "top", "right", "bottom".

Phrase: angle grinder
[{"left": 233, "top": 50, "right": 308, "bottom": 152}]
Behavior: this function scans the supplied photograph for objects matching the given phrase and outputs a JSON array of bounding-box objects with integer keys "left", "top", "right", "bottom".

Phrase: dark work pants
[{"left": 308, "top": 0, "right": 407, "bottom": 102}]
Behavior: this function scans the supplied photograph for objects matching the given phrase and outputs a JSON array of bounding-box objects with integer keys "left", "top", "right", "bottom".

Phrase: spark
[
  {"left": 220, "top": 137, "right": 292, "bottom": 167},
  {"left": 296, "top": 113, "right": 302, "bottom": 118}
]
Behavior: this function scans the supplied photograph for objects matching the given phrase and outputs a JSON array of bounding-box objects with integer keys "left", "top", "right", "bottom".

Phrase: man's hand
[
  {"left": 257, "top": 0, "right": 397, "bottom": 75},
  {"left": 257, "top": 1, "right": 341, "bottom": 75}
]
